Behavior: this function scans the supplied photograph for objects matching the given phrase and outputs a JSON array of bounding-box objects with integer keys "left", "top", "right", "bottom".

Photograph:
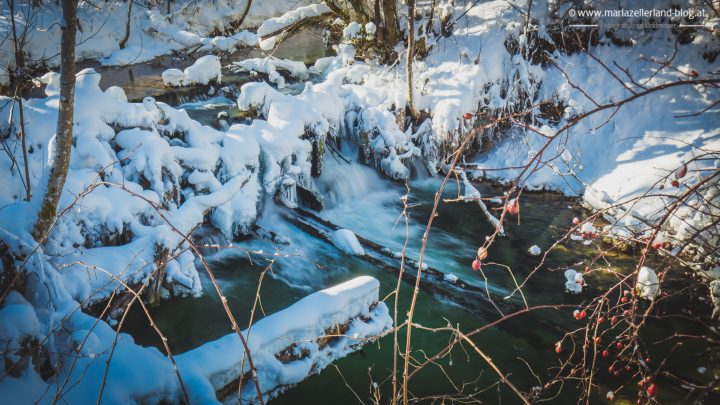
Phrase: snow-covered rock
[
  {"left": 331, "top": 229, "right": 365, "bottom": 256},
  {"left": 162, "top": 68, "right": 186, "bottom": 86},
  {"left": 564, "top": 269, "right": 585, "bottom": 294},
  {"left": 637, "top": 267, "right": 660, "bottom": 299},
  {"left": 343, "top": 22, "right": 362, "bottom": 39},
  {"left": 183, "top": 55, "right": 222, "bottom": 86}
]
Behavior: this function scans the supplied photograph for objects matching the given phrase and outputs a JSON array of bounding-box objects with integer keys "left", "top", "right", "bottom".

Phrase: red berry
[
  {"left": 580, "top": 310, "right": 587, "bottom": 319},
  {"left": 690, "top": 70, "right": 699, "bottom": 78},
  {"left": 621, "top": 296, "right": 628, "bottom": 304},
  {"left": 505, "top": 199, "right": 520, "bottom": 215},
  {"left": 611, "top": 316, "right": 619, "bottom": 325},
  {"left": 594, "top": 336, "right": 601, "bottom": 344},
  {"left": 608, "top": 365, "right": 614, "bottom": 373},
  {"left": 555, "top": 342, "right": 562, "bottom": 353},
  {"left": 671, "top": 179, "right": 680, "bottom": 188},
  {"left": 616, "top": 342, "right": 623, "bottom": 349},
  {"left": 472, "top": 259, "right": 481, "bottom": 271},
  {"left": 598, "top": 316, "right": 605, "bottom": 325},
  {"left": 602, "top": 350, "right": 609, "bottom": 358},
  {"left": 572, "top": 217, "right": 580, "bottom": 225},
  {"left": 463, "top": 112, "right": 473, "bottom": 120},
  {"left": 646, "top": 383, "right": 657, "bottom": 397}
]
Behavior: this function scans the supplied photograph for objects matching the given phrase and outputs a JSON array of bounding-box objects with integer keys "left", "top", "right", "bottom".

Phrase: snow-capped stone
[
  {"left": 343, "top": 22, "right": 362, "bottom": 39},
  {"left": 162, "top": 68, "right": 186, "bottom": 86},
  {"left": 183, "top": 55, "right": 222, "bottom": 85},
  {"left": 528, "top": 245, "right": 541, "bottom": 256},
  {"left": 564, "top": 269, "right": 585, "bottom": 294},
  {"left": 331, "top": 229, "right": 365, "bottom": 255},
  {"left": 637, "top": 267, "right": 660, "bottom": 299}
]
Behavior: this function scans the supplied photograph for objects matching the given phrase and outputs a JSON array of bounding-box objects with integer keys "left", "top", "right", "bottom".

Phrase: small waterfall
[
  {"left": 317, "top": 144, "right": 386, "bottom": 209},
  {"left": 191, "top": 225, "right": 231, "bottom": 257}
]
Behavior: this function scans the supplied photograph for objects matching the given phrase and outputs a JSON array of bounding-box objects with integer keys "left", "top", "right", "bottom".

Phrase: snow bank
[
  {"left": 331, "top": 229, "right": 365, "bottom": 255},
  {"left": 176, "top": 276, "right": 391, "bottom": 402},
  {"left": 230, "top": 56, "right": 309, "bottom": 89},
  {"left": 1, "top": 68, "right": 262, "bottom": 304}
]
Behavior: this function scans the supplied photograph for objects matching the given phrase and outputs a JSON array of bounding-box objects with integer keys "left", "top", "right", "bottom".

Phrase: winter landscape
[{"left": 0, "top": 0, "right": 719, "bottom": 403}]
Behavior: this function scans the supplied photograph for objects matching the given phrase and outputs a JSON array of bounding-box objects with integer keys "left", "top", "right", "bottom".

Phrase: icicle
[{"left": 279, "top": 176, "right": 299, "bottom": 208}]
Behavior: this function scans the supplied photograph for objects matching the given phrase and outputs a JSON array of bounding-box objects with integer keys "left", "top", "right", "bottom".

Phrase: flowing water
[{"left": 115, "top": 35, "right": 716, "bottom": 404}]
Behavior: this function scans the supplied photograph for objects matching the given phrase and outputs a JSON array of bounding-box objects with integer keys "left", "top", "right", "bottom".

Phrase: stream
[{"left": 110, "top": 30, "right": 716, "bottom": 404}]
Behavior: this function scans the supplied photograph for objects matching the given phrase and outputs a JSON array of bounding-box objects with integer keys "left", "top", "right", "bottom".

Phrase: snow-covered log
[{"left": 176, "top": 276, "right": 392, "bottom": 403}]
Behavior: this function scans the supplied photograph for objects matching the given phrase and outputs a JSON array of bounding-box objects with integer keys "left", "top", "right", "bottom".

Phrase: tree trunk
[
  {"left": 119, "top": 0, "right": 132, "bottom": 49},
  {"left": 405, "top": 0, "right": 418, "bottom": 121},
  {"left": 32, "top": 0, "right": 78, "bottom": 242},
  {"left": 235, "top": 0, "right": 253, "bottom": 29},
  {"left": 348, "top": 0, "right": 370, "bottom": 24},
  {"left": 382, "top": 0, "right": 399, "bottom": 46},
  {"left": 7, "top": 0, "right": 31, "bottom": 201}
]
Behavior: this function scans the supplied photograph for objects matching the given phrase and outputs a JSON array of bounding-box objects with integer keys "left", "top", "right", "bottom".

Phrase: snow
[
  {"left": 331, "top": 229, "right": 365, "bottom": 255},
  {"left": 444, "top": 273, "right": 459, "bottom": 283},
  {"left": 528, "top": 245, "right": 541, "bottom": 256},
  {"left": 0, "top": 68, "right": 265, "bottom": 304},
  {"left": 162, "top": 68, "right": 186, "bottom": 87},
  {"left": 230, "top": 56, "right": 309, "bottom": 89},
  {"left": 257, "top": 3, "right": 332, "bottom": 50},
  {"left": 163, "top": 55, "right": 222, "bottom": 87},
  {"left": 0, "top": 1, "right": 309, "bottom": 69},
  {"left": 637, "top": 267, "right": 660, "bottom": 300},
  {"left": 0, "top": 292, "right": 41, "bottom": 362},
  {"left": 564, "top": 269, "right": 585, "bottom": 294},
  {"left": 343, "top": 22, "right": 362, "bottom": 39}
]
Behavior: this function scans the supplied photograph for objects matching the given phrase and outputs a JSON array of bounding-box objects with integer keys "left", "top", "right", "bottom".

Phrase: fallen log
[
  {"left": 282, "top": 208, "right": 519, "bottom": 318},
  {"left": 175, "top": 276, "right": 391, "bottom": 403}
]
